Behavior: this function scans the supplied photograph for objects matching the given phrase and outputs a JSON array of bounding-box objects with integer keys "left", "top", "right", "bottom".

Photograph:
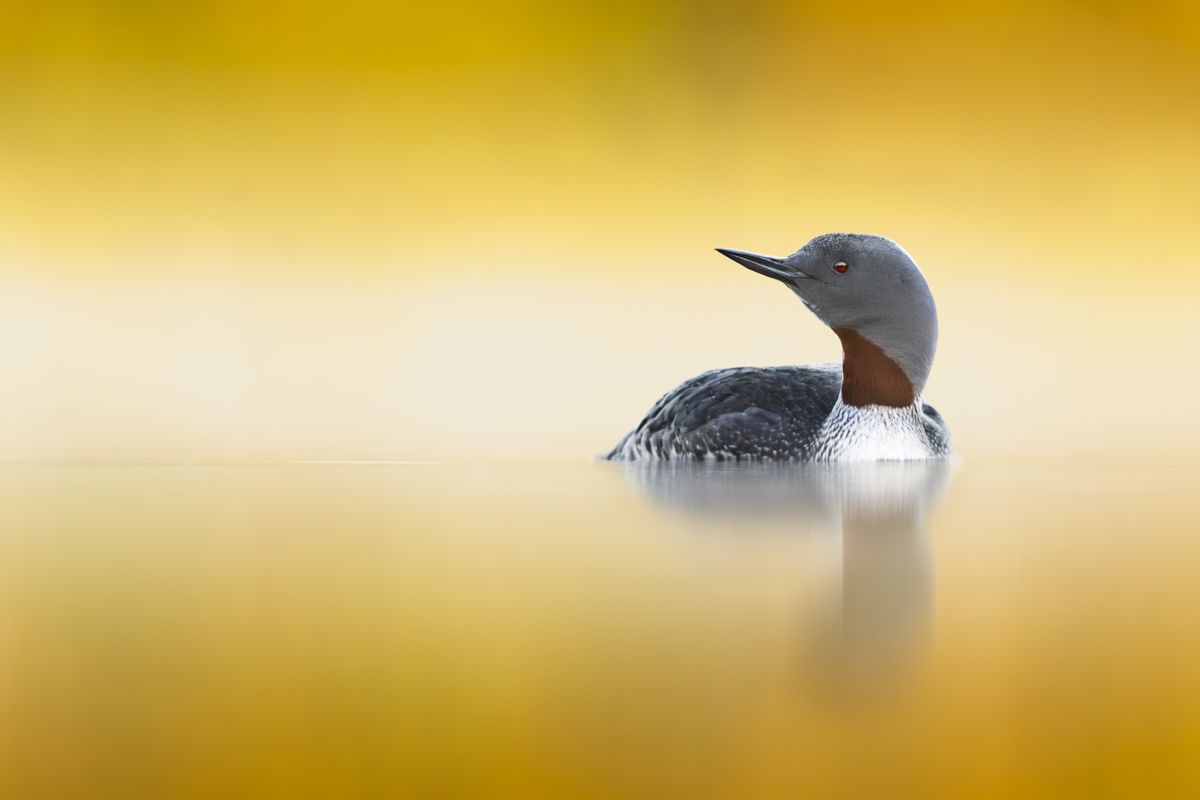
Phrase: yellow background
[
  {"left": 2, "top": 0, "right": 1198, "bottom": 460},
  {"left": 4, "top": 6, "right": 1200, "bottom": 798}
]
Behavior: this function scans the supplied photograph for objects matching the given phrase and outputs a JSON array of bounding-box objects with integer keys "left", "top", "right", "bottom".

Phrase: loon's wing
[
  {"left": 920, "top": 402, "right": 953, "bottom": 456},
  {"left": 607, "top": 365, "right": 841, "bottom": 461}
]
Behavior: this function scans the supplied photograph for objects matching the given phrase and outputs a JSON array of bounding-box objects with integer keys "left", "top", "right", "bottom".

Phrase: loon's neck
[{"left": 834, "top": 328, "right": 917, "bottom": 408}]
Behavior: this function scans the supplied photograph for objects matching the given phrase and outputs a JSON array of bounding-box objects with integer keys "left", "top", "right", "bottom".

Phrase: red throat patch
[{"left": 834, "top": 328, "right": 916, "bottom": 408}]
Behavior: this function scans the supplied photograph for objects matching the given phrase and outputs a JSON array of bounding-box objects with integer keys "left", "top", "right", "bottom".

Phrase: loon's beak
[{"left": 716, "top": 248, "right": 810, "bottom": 283}]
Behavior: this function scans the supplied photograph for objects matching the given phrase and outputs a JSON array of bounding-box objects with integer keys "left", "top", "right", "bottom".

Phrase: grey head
[{"left": 716, "top": 233, "right": 938, "bottom": 395}]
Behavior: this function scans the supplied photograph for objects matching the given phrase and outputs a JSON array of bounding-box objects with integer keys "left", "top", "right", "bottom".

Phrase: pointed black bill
[{"left": 715, "top": 248, "right": 808, "bottom": 283}]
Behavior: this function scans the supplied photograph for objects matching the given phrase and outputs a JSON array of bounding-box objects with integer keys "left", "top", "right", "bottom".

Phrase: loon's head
[{"left": 717, "top": 233, "right": 938, "bottom": 405}]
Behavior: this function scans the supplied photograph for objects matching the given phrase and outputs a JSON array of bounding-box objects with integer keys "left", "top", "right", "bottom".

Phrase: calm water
[{"left": 2, "top": 458, "right": 1199, "bottom": 798}]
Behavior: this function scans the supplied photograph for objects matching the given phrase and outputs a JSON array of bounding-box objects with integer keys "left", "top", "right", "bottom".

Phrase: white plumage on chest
[{"left": 814, "top": 400, "right": 934, "bottom": 462}]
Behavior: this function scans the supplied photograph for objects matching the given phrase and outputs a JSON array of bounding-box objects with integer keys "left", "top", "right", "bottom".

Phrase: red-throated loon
[{"left": 606, "top": 233, "right": 952, "bottom": 462}]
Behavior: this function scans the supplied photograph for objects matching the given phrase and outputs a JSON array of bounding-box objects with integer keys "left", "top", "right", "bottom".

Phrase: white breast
[{"left": 814, "top": 400, "right": 936, "bottom": 462}]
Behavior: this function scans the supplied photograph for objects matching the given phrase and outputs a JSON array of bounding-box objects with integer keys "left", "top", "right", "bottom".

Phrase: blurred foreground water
[{"left": 2, "top": 458, "right": 1199, "bottom": 798}]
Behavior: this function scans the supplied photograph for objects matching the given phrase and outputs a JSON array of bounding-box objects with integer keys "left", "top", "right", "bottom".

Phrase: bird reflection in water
[{"left": 618, "top": 460, "right": 956, "bottom": 697}]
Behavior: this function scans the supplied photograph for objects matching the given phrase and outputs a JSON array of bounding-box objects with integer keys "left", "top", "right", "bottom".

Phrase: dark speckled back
[{"left": 607, "top": 365, "right": 842, "bottom": 461}]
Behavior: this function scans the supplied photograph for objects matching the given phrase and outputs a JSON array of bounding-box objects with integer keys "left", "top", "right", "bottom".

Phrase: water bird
[{"left": 607, "top": 233, "right": 952, "bottom": 462}]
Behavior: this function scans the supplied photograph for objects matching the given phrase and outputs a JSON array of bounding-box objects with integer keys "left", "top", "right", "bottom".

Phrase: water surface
[{"left": 2, "top": 458, "right": 1198, "bottom": 798}]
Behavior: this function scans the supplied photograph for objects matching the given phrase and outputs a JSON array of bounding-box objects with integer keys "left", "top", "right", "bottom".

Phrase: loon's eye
[{"left": 833, "top": 261, "right": 849, "bottom": 274}]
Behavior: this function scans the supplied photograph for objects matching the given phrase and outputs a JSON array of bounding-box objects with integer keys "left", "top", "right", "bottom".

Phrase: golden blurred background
[
  {"left": 1, "top": 0, "right": 1198, "bottom": 461},
  {"left": 5, "top": 6, "right": 1200, "bottom": 797}
]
